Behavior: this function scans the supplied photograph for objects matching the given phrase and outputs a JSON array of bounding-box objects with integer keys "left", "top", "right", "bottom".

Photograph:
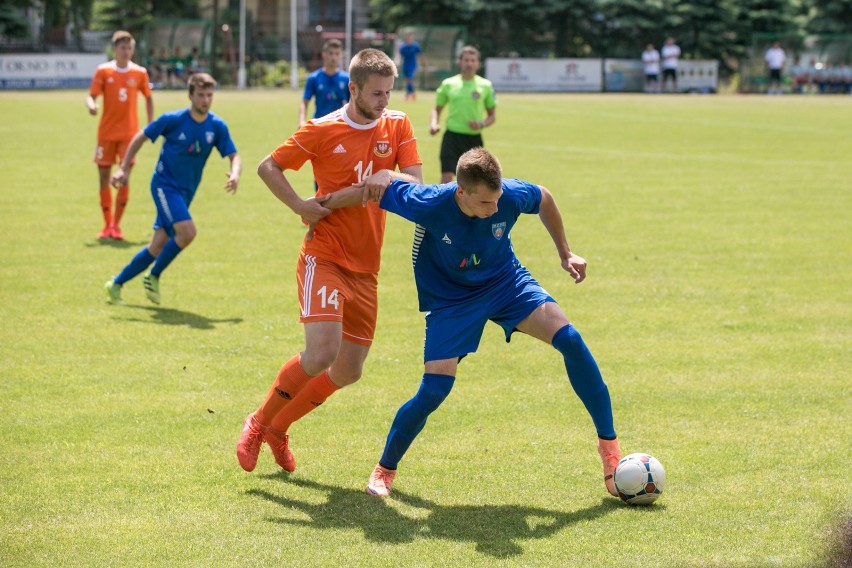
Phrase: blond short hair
[
  {"left": 111, "top": 30, "right": 134, "bottom": 46},
  {"left": 349, "top": 48, "right": 397, "bottom": 89}
]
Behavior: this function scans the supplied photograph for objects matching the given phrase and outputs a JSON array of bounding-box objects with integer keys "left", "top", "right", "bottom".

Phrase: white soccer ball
[{"left": 613, "top": 452, "right": 666, "bottom": 505}]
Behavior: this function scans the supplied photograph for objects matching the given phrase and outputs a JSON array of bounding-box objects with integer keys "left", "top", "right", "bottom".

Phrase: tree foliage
[
  {"left": 807, "top": 0, "right": 852, "bottom": 34},
  {"left": 0, "top": 0, "right": 33, "bottom": 38},
  {"left": 368, "top": 0, "right": 845, "bottom": 75}
]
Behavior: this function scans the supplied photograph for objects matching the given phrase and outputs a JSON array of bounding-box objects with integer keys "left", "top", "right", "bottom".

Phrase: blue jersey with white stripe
[
  {"left": 303, "top": 69, "right": 350, "bottom": 119},
  {"left": 144, "top": 108, "right": 237, "bottom": 202},
  {"left": 380, "top": 178, "right": 542, "bottom": 311}
]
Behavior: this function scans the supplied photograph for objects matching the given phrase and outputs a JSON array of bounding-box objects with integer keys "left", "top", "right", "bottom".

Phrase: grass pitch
[{"left": 0, "top": 89, "right": 849, "bottom": 566}]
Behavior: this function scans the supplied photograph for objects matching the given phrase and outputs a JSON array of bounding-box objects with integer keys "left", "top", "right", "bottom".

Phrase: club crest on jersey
[
  {"left": 373, "top": 141, "right": 392, "bottom": 158},
  {"left": 127, "top": 78, "right": 136, "bottom": 87},
  {"left": 471, "top": 91, "right": 481, "bottom": 100},
  {"left": 492, "top": 222, "right": 506, "bottom": 239},
  {"left": 205, "top": 131, "right": 214, "bottom": 144}
]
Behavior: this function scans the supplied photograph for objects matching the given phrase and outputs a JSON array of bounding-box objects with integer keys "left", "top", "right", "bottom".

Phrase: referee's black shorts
[{"left": 440, "top": 130, "right": 484, "bottom": 174}]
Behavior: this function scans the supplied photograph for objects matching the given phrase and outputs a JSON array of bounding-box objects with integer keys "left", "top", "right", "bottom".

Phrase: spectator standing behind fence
[
  {"left": 86, "top": 30, "right": 154, "bottom": 241},
  {"left": 430, "top": 45, "right": 496, "bottom": 184},
  {"left": 299, "top": 39, "right": 350, "bottom": 127},
  {"left": 661, "top": 37, "right": 680, "bottom": 92},
  {"left": 399, "top": 33, "right": 425, "bottom": 101},
  {"left": 765, "top": 41, "right": 786, "bottom": 95},
  {"left": 642, "top": 44, "right": 661, "bottom": 93}
]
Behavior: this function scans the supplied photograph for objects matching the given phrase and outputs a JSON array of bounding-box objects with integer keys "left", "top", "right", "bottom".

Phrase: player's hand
[
  {"left": 468, "top": 119, "right": 483, "bottom": 130},
  {"left": 298, "top": 196, "right": 333, "bottom": 225},
  {"left": 355, "top": 170, "right": 393, "bottom": 205},
  {"left": 429, "top": 124, "right": 441, "bottom": 136},
  {"left": 304, "top": 195, "right": 333, "bottom": 240},
  {"left": 562, "top": 252, "right": 587, "bottom": 284},
  {"left": 88, "top": 104, "right": 98, "bottom": 116},
  {"left": 111, "top": 168, "right": 128, "bottom": 188},
  {"left": 225, "top": 172, "right": 239, "bottom": 194}
]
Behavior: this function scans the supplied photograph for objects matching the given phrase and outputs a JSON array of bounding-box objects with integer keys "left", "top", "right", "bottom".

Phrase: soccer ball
[{"left": 613, "top": 453, "right": 666, "bottom": 505}]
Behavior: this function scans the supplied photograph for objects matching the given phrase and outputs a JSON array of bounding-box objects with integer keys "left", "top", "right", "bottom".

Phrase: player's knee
[
  {"left": 330, "top": 368, "right": 362, "bottom": 387},
  {"left": 300, "top": 347, "right": 339, "bottom": 376},
  {"left": 418, "top": 374, "right": 455, "bottom": 412},
  {"left": 551, "top": 324, "right": 585, "bottom": 358},
  {"left": 174, "top": 225, "right": 197, "bottom": 247}
]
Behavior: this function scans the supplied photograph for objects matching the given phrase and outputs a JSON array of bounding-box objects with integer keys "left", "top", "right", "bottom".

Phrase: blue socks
[
  {"left": 114, "top": 247, "right": 155, "bottom": 285},
  {"left": 552, "top": 324, "right": 616, "bottom": 439},
  {"left": 379, "top": 373, "right": 455, "bottom": 470},
  {"left": 113, "top": 239, "right": 184, "bottom": 286},
  {"left": 150, "top": 238, "right": 182, "bottom": 277}
]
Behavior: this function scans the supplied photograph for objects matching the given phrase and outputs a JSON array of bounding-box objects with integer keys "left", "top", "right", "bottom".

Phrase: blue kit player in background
[
  {"left": 399, "top": 33, "right": 424, "bottom": 101},
  {"left": 299, "top": 39, "right": 350, "bottom": 127},
  {"left": 317, "top": 147, "right": 622, "bottom": 498},
  {"left": 104, "top": 72, "right": 241, "bottom": 305}
]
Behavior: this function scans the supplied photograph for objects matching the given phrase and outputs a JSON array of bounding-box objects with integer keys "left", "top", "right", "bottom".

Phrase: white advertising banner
[
  {"left": 675, "top": 60, "right": 719, "bottom": 92},
  {"left": 486, "top": 58, "right": 603, "bottom": 92},
  {"left": 0, "top": 53, "right": 106, "bottom": 89}
]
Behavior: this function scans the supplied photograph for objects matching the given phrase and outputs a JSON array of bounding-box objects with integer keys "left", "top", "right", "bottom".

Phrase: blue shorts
[
  {"left": 151, "top": 184, "right": 192, "bottom": 237},
  {"left": 423, "top": 268, "right": 556, "bottom": 362}
]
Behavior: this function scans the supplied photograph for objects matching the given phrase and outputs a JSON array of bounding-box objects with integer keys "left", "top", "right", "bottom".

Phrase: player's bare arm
[
  {"left": 257, "top": 155, "right": 331, "bottom": 224},
  {"left": 298, "top": 100, "right": 309, "bottom": 127},
  {"left": 110, "top": 130, "right": 149, "bottom": 187},
  {"left": 320, "top": 166, "right": 424, "bottom": 210},
  {"left": 430, "top": 106, "right": 444, "bottom": 135},
  {"left": 86, "top": 94, "right": 98, "bottom": 116},
  {"left": 225, "top": 153, "right": 242, "bottom": 193},
  {"left": 145, "top": 94, "right": 154, "bottom": 125},
  {"left": 469, "top": 107, "right": 496, "bottom": 131},
  {"left": 537, "top": 185, "right": 586, "bottom": 284}
]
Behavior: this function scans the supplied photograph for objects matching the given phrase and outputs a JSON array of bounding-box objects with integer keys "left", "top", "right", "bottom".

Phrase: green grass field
[{"left": 1, "top": 88, "right": 849, "bottom": 567}]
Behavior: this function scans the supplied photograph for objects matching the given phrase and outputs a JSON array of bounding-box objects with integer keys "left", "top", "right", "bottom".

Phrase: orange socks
[
  {"left": 100, "top": 187, "right": 112, "bottom": 226},
  {"left": 268, "top": 372, "right": 339, "bottom": 433},
  {"left": 113, "top": 185, "right": 129, "bottom": 228},
  {"left": 257, "top": 354, "right": 312, "bottom": 425}
]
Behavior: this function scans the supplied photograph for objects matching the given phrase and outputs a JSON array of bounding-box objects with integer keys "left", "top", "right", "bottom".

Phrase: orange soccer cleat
[
  {"left": 365, "top": 463, "right": 396, "bottom": 497},
  {"left": 236, "top": 413, "right": 265, "bottom": 472},
  {"left": 597, "top": 437, "right": 622, "bottom": 497},
  {"left": 264, "top": 427, "right": 296, "bottom": 472}
]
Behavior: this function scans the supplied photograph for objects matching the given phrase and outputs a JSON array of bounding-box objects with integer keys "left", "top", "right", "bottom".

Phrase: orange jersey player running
[
  {"left": 86, "top": 30, "right": 154, "bottom": 241},
  {"left": 237, "top": 48, "right": 423, "bottom": 474}
]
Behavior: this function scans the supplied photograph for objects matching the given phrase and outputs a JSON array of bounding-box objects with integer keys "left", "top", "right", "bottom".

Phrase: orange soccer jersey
[
  {"left": 89, "top": 61, "right": 152, "bottom": 142},
  {"left": 271, "top": 106, "right": 422, "bottom": 274}
]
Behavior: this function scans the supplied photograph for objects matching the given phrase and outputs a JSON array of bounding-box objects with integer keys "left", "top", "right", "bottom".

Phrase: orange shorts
[
  {"left": 94, "top": 139, "right": 134, "bottom": 167},
  {"left": 297, "top": 252, "right": 379, "bottom": 346}
]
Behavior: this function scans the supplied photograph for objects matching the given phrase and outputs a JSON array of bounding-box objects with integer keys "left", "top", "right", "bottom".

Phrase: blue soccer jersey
[
  {"left": 144, "top": 108, "right": 237, "bottom": 202},
  {"left": 303, "top": 69, "right": 350, "bottom": 119},
  {"left": 380, "top": 178, "right": 542, "bottom": 311},
  {"left": 399, "top": 42, "right": 422, "bottom": 78}
]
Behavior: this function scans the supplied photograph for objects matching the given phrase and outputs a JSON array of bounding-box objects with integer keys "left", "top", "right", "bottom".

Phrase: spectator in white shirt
[
  {"left": 661, "top": 37, "right": 681, "bottom": 92},
  {"left": 642, "top": 44, "right": 661, "bottom": 93},
  {"left": 765, "top": 41, "right": 786, "bottom": 95}
]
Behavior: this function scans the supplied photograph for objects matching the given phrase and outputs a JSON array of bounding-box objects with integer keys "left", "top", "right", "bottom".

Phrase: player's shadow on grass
[
  {"left": 118, "top": 305, "right": 242, "bottom": 330},
  {"left": 85, "top": 238, "right": 149, "bottom": 249},
  {"left": 249, "top": 475, "right": 619, "bottom": 557}
]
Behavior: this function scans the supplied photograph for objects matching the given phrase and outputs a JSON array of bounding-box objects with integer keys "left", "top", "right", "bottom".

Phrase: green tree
[
  {"left": 807, "top": 0, "right": 852, "bottom": 34},
  {"left": 0, "top": 0, "right": 33, "bottom": 39},
  {"left": 667, "top": 0, "right": 743, "bottom": 73},
  {"left": 91, "top": 0, "right": 198, "bottom": 36}
]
